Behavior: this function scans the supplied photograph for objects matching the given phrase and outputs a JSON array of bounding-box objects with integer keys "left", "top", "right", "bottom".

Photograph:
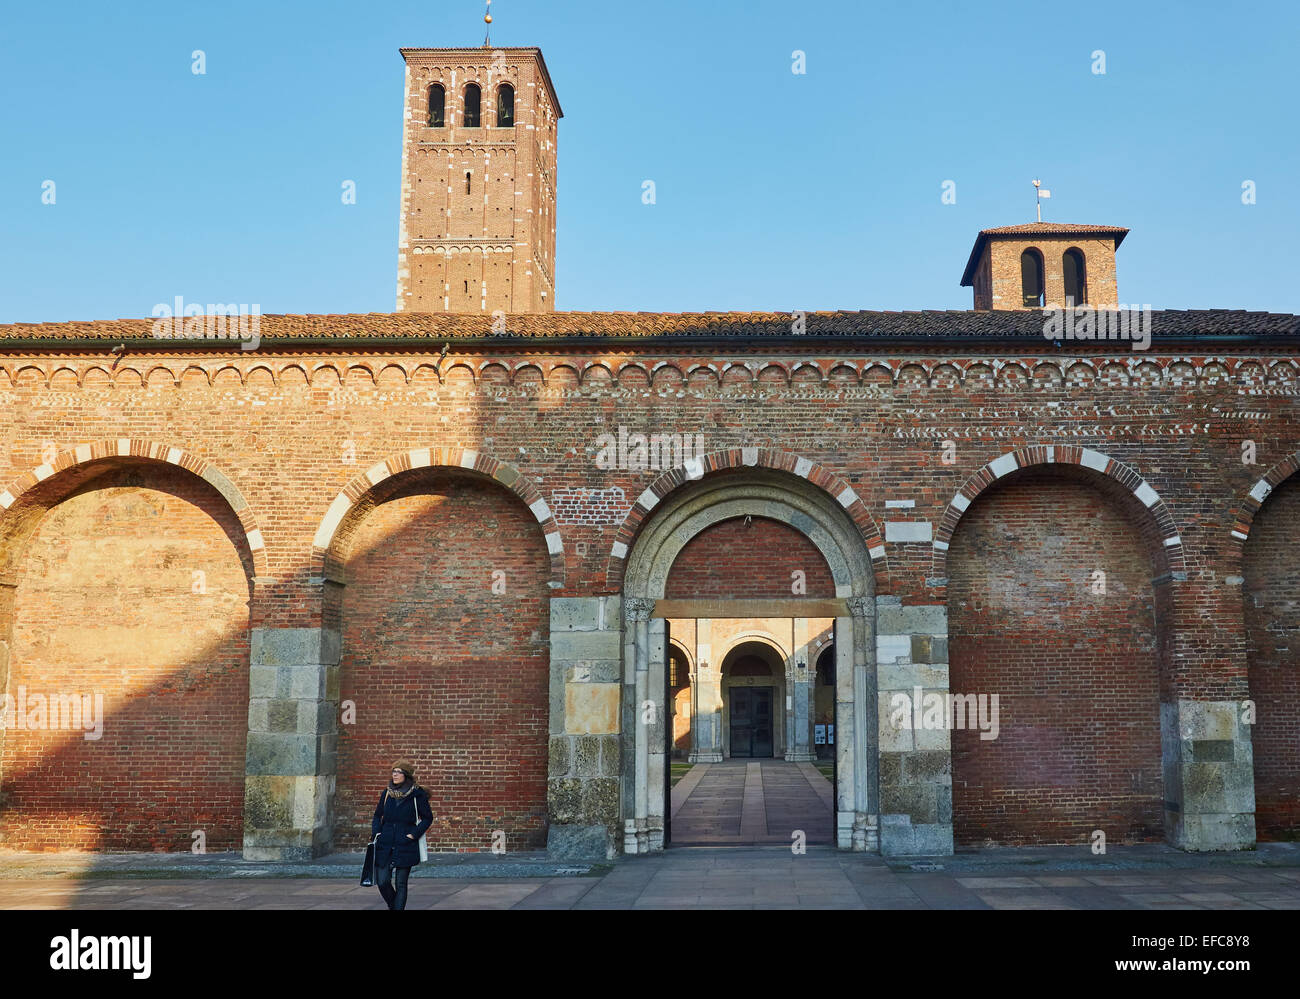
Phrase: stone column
[
  {"left": 546, "top": 596, "right": 622, "bottom": 861},
  {"left": 785, "top": 618, "right": 816, "bottom": 762},
  {"left": 689, "top": 619, "right": 722, "bottom": 763},
  {"left": 834, "top": 612, "right": 856, "bottom": 849},
  {"left": 834, "top": 597, "right": 879, "bottom": 852},
  {"left": 242, "top": 625, "right": 340, "bottom": 861},
  {"left": 619, "top": 597, "right": 654, "bottom": 854},
  {"left": 646, "top": 616, "right": 667, "bottom": 852},
  {"left": 875, "top": 596, "right": 953, "bottom": 857}
]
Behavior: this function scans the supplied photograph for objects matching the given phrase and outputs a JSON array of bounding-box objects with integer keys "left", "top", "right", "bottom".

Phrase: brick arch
[
  {"left": 605, "top": 448, "right": 886, "bottom": 591},
  {"left": 1231, "top": 452, "right": 1300, "bottom": 544},
  {"left": 310, "top": 446, "right": 564, "bottom": 585},
  {"left": 0, "top": 438, "right": 268, "bottom": 577},
  {"left": 932, "top": 445, "right": 1185, "bottom": 578}
]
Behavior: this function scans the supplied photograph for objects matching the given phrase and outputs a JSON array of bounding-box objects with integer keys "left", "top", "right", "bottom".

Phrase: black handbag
[
  {"left": 360, "top": 788, "right": 385, "bottom": 886},
  {"left": 359, "top": 836, "right": 378, "bottom": 887}
]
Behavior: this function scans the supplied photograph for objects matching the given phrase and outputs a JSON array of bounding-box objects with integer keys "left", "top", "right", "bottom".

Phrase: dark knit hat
[{"left": 391, "top": 759, "right": 415, "bottom": 780}]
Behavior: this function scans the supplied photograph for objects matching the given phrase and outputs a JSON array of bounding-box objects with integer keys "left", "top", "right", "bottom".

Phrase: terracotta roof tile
[{"left": 0, "top": 309, "right": 1296, "bottom": 344}]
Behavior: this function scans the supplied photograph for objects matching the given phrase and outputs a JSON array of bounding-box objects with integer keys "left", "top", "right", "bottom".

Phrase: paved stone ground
[
  {"left": 2, "top": 844, "right": 1299, "bottom": 909},
  {"left": 670, "top": 760, "right": 833, "bottom": 845}
]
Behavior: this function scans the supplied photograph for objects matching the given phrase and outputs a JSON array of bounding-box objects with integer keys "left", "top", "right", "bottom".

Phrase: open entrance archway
[{"left": 618, "top": 465, "right": 878, "bottom": 854}]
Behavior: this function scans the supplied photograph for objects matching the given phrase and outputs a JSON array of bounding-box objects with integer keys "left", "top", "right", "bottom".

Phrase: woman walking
[{"left": 370, "top": 759, "right": 432, "bottom": 910}]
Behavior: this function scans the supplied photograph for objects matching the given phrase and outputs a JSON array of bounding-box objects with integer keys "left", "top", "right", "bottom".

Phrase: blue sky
[{"left": 1, "top": 0, "right": 1296, "bottom": 322}]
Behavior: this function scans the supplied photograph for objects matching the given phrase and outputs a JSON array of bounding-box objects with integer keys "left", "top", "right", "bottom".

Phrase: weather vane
[
  {"left": 483, "top": 1, "right": 493, "bottom": 47},
  {"left": 1032, "top": 178, "right": 1051, "bottom": 222}
]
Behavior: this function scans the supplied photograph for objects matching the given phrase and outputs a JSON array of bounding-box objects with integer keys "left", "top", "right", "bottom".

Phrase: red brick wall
[
  {"left": 947, "top": 466, "right": 1165, "bottom": 846},
  {"left": 333, "top": 470, "right": 551, "bottom": 852},
  {"left": 0, "top": 343, "right": 1294, "bottom": 851},
  {"left": 665, "top": 516, "right": 835, "bottom": 599},
  {"left": 1244, "top": 475, "right": 1300, "bottom": 840},
  {"left": 0, "top": 462, "right": 251, "bottom": 851}
]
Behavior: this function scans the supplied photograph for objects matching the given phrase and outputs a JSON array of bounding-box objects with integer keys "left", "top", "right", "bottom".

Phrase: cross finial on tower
[
  {"left": 483, "top": 1, "right": 493, "bottom": 46},
  {"left": 1032, "top": 178, "right": 1051, "bottom": 222}
]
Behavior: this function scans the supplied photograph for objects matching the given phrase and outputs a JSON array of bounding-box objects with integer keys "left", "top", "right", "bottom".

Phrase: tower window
[
  {"left": 463, "top": 83, "right": 481, "bottom": 127},
  {"left": 1063, "top": 248, "right": 1087, "bottom": 306},
  {"left": 497, "top": 84, "right": 515, "bottom": 127},
  {"left": 1020, "top": 248, "right": 1045, "bottom": 308},
  {"left": 427, "top": 84, "right": 445, "bottom": 127},
  {"left": 466, "top": 171, "right": 472, "bottom": 194}
]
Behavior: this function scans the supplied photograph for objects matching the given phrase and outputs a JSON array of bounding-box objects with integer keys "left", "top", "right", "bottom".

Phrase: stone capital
[{"left": 845, "top": 596, "right": 872, "bottom": 617}]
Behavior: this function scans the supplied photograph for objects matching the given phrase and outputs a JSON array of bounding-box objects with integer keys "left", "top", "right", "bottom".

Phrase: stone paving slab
[
  {"left": 670, "top": 759, "right": 832, "bottom": 846},
  {"left": 0, "top": 848, "right": 598, "bottom": 880},
  {"left": 1, "top": 843, "right": 1299, "bottom": 909}
]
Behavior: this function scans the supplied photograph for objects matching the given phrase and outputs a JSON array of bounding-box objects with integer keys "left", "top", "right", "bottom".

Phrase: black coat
[{"left": 371, "top": 784, "right": 432, "bottom": 869}]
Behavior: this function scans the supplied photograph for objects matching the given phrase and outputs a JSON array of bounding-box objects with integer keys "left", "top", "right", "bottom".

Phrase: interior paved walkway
[{"left": 669, "top": 760, "right": 833, "bottom": 845}]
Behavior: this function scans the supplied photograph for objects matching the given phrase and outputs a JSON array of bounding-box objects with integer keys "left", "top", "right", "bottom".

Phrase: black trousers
[{"left": 378, "top": 864, "right": 411, "bottom": 910}]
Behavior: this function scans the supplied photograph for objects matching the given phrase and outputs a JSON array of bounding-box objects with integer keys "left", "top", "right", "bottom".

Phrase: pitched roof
[
  {"left": 0, "top": 309, "right": 1296, "bottom": 345},
  {"left": 961, "top": 223, "right": 1130, "bottom": 286}
]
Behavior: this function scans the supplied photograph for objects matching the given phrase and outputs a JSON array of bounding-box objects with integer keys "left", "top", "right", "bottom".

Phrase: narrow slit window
[
  {"left": 466, "top": 171, "right": 472, "bottom": 194},
  {"left": 463, "top": 83, "right": 481, "bottom": 127}
]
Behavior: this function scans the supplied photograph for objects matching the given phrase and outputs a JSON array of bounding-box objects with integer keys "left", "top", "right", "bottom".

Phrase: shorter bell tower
[{"left": 961, "top": 223, "right": 1128, "bottom": 310}]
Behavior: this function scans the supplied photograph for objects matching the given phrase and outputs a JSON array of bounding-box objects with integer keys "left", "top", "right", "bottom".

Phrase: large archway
[
  {"left": 1243, "top": 473, "right": 1300, "bottom": 840},
  {"left": 327, "top": 464, "right": 553, "bottom": 852},
  {"left": 947, "top": 462, "right": 1169, "bottom": 846},
  {"left": 619, "top": 465, "right": 878, "bottom": 853},
  {"left": 0, "top": 451, "right": 256, "bottom": 851}
]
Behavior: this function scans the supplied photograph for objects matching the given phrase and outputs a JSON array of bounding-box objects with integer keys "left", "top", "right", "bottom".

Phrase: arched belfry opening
[{"left": 616, "top": 466, "right": 878, "bottom": 854}]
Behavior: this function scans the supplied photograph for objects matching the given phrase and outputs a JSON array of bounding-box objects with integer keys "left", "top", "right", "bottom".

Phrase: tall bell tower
[{"left": 395, "top": 40, "right": 561, "bottom": 314}]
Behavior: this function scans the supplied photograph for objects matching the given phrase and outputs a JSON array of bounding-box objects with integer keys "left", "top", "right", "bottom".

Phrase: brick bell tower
[
  {"left": 395, "top": 41, "right": 561, "bottom": 313},
  {"left": 960, "top": 222, "right": 1128, "bottom": 310}
]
